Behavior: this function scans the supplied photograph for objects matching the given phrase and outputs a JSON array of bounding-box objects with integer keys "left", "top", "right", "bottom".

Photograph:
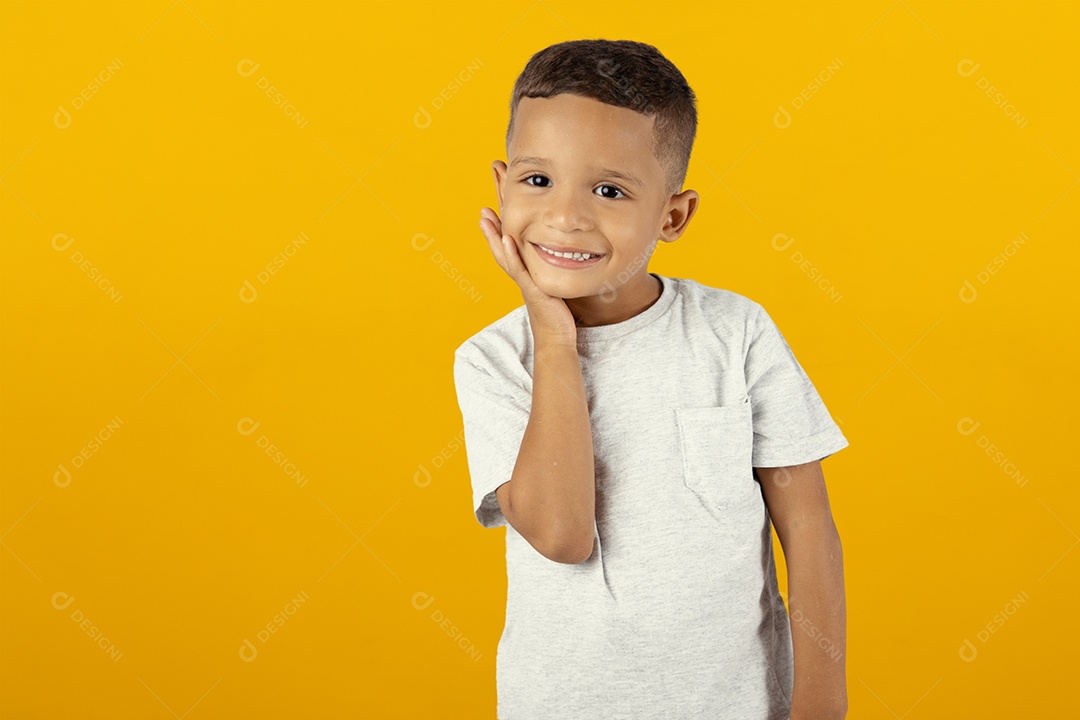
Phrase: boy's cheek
[{"left": 499, "top": 206, "right": 528, "bottom": 243}]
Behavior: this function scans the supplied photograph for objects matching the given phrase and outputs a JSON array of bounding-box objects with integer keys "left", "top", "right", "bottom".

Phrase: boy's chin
[{"left": 529, "top": 271, "right": 599, "bottom": 300}]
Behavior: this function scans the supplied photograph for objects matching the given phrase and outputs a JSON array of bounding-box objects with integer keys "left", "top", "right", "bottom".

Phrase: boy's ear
[
  {"left": 491, "top": 160, "right": 508, "bottom": 213},
  {"left": 658, "top": 188, "right": 700, "bottom": 243}
]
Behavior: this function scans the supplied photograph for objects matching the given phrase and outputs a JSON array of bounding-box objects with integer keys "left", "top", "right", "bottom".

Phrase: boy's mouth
[
  {"left": 529, "top": 242, "right": 607, "bottom": 268},
  {"left": 530, "top": 242, "right": 606, "bottom": 260}
]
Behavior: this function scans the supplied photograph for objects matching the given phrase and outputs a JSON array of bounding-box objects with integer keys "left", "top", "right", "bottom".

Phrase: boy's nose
[{"left": 542, "top": 190, "right": 592, "bottom": 233}]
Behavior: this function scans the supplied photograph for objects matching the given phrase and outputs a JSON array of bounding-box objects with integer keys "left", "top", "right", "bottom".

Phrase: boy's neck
[{"left": 565, "top": 273, "right": 663, "bottom": 329}]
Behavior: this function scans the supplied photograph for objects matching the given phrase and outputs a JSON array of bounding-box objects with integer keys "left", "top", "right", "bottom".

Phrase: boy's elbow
[
  {"left": 544, "top": 533, "right": 594, "bottom": 565},
  {"left": 500, "top": 482, "right": 594, "bottom": 564}
]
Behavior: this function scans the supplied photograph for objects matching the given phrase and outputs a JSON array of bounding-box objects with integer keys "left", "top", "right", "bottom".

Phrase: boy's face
[{"left": 492, "top": 93, "right": 697, "bottom": 309}]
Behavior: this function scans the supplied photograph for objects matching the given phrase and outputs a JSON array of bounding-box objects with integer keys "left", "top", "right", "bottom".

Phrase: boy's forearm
[
  {"left": 786, "top": 525, "right": 848, "bottom": 720},
  {"left": 508, "top": 339, "right": 596, "bottom": 562}
]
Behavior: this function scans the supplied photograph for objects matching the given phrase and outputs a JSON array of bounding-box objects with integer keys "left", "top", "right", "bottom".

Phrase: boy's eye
[
  {"left": 521, "top": 174, "right": 626, "bottom": 199},
  {"left": 523, "top": 174, "right": 552, "bottom": 189}
]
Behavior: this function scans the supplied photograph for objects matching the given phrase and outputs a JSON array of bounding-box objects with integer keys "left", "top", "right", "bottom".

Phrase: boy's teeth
[{"left": 538, "top": 244, "right": 599, "bottom": 261}]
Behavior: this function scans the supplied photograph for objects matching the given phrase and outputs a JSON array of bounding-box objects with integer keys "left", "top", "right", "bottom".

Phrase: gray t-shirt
[{"left": 453, "top": 272, "right": 849, "bottom": 719}]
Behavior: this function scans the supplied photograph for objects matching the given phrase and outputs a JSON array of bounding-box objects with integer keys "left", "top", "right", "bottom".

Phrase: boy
[{"left": 454, "top": 39, "right": 849, "bottom": 720}]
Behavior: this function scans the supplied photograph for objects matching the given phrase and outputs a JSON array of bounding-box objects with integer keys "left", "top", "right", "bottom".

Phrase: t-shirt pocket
[{"left": 675, "top": 399, "right": 756, "bottom": 511}]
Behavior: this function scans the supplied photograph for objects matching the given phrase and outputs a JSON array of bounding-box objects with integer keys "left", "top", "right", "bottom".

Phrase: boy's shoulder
[
  {"left": 453, "top": 303, "right": 531, "bottom": 372},
  {"left": 671, "top": 276, "right": 769, "bottom": 352},
  {"left": 678, "top": 275, "right": 763, "bottom": 323}
]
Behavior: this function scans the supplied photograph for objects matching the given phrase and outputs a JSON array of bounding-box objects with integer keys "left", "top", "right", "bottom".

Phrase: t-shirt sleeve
[
  {"left": 744, "top": 302, "right": 849, "bottom": 467},
  {"left": 453, "top": 346, "right": 531, "bottom": 528}
]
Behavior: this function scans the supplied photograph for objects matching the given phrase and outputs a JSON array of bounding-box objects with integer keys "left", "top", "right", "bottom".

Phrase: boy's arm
[
  {"left": 499, "top": 338, "right": 596, "bottom": 564},
  {"left": 756, "top": 460, "right": 848, "bottom": 720}
]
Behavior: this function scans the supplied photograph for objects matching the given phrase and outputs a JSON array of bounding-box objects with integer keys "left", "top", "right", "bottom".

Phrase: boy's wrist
[{"left": 533, "top": 331, "right": 579, "bottom": 353}]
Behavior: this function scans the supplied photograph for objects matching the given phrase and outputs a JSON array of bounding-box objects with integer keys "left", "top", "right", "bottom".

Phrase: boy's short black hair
[{"left": 505, "top": 39, "right": 697, "bottom": 197}]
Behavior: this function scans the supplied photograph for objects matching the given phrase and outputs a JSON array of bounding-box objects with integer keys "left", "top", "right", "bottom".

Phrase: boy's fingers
[
  {"left": 502, "top": 235, "right": 531, "bottom": 287},
  {"left": 481, "top": 207, "right": 503, "bottom": 237},
  {"left": 480, "top": 216, "right": 504, "bottom": 252},
  {"left": 502, "top": 234, "right": 544, "bottom": 300},
  {"left": 479, "top": 211, "right": 541, "bottom": 298},
  {"left": 501, "top": 235, "right": 519, "bottom": 276},
  {"left": 479, "top": 217, "right": 509, "bottom": 274}
]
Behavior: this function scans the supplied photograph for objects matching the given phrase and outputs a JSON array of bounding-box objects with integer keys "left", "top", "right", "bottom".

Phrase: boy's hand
[{"left": 479, "top": 207, "right": 578, "bottom": 347}]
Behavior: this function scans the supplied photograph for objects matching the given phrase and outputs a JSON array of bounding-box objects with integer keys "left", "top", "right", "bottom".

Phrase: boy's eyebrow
[{"left": 509, "top": 156, "right": 644, "bottom": 190}]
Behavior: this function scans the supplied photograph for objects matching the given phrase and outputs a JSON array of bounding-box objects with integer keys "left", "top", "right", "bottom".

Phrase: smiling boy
[{"left": 454, "top": 39, "right": 849, "bottom": 719}]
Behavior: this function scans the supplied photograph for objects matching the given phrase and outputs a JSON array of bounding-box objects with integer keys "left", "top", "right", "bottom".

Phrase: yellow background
[{"left": 2, "top": 1, "right": 1077, "bottom": 718}]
